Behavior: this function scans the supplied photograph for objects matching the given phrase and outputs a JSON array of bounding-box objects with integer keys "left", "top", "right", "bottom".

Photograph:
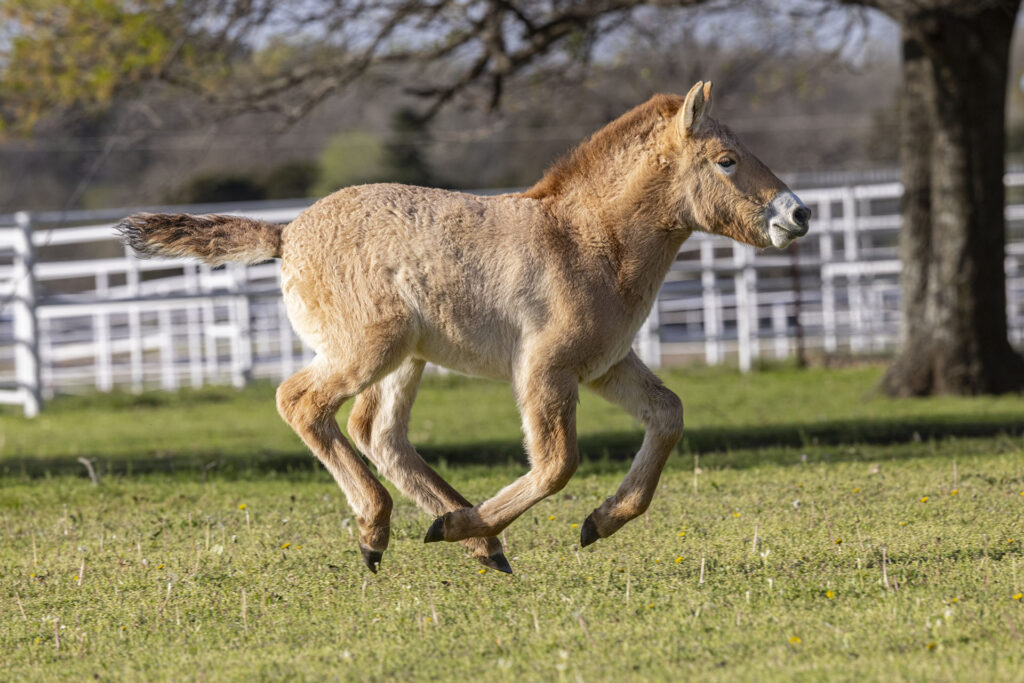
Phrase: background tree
[
  {"left": 2, "top": 0, "right": 1021, "bottom": 395},
  {"left": 843, "top": 0, "right": 1024, "bottom": 395}
]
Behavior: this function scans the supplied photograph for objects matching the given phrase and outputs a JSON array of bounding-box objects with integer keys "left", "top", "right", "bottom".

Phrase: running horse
[{"left": 119, "top": 81, "right": 810, "bottom": 574}]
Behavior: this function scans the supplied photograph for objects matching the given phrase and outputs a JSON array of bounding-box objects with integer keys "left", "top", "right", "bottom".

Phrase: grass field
[{"left": 2, "top": 365, "right": 1024, "bottom": 680}]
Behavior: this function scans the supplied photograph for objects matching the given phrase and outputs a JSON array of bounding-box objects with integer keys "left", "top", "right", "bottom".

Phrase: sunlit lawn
[{"left": 2, "top": 365, "right": 1023, "bottom": 680}]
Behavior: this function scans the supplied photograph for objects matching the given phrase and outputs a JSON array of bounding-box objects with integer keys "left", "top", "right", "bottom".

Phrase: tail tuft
[{"left": 116, "top": 212, "right": 283, "bottom": 266}]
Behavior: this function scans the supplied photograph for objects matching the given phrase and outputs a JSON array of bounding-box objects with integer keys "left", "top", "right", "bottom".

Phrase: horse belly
[{"left": 414, "top": 315, "right": 518, "bottom": 381}]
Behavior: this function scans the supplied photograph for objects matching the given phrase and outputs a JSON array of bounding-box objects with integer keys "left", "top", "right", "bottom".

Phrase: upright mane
[{"left": 523, "top": 93, "right": 684, "bottom": 200}]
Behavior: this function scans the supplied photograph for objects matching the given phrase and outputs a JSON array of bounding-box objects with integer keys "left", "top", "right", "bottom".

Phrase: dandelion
[
  {"left": 571, "top": 523, "right": 578, "bottom": 529},
  {"left": 157, "top": 564, "right": 164, "bottom": 570},
  {"left": 120, "top": 626, "right": 126, "bottom": 631},
  {"left": 678, "top": 531, "right": 686, "bottom": 537},
  {"left": 548, "top": 515, "right": 556, "bottom": 521},
  {"left": 732, "top": 512, "right": 741, "bottom": 518},
  {"left": 296, "top": 545, "right": 303, "bottom": 549},
  {"left": 72, "top": 576, "right": 79, "bottom": 582},
  {"left": 675, "top": 557, "right": 683, "bottom": 564},
  {"left": 1013, "top": 593, "right": 1023, "bottom": 601},
  {"left": 647, "top": 603, "right": 654, "bottom": 609},
  {"left": 927, "top": 642, "right": 936, "bottom": 651},
  {"left": 852, "top": 488, "right": 860, "bottom": 493},
  {"left": 238, "top": 503, "right": 247, "bottom": 510},
  {"left": 951, "top": 489, "right": 958, "bottom": 496},
  {"left": 788, "top": 636, "right": 801, "bottom": 645},
  {"left": 951, "top": 598, "right": 959, "bottom": 603},
  {"left": 920, "top": 496, "right": 929, "bottom": 503},
  {"left": 424, "top": 617, "right": 432, "bottom": 623},
  {"left": 899, "top": 521, "right": 908, "bottom": 526},
  {"left": 478, "top": 568, "right": 487, "bottom": 574},
  {"left": 34, "top": 637, "right": 41, "bottom": 644},
  {"left": 281, "top": 542, "right": 291, "bottom": 549},
  {"left": 1020, "top": 491, "right": 1024, "bottom": 496},
  {"left": 826, "top": 590, "right": 835, "bottom": 599},
  {"left": 834, "top": 538, "right": 843, "bottom": 545}
]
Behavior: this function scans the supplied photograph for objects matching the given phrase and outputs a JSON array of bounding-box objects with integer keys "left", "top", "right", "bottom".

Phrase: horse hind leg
[
  {"left": 349, "top": 359, "right": 510, "bottom": 573},
  {"left": 276, "top": 350, "right": 404, "bottom": 573}
]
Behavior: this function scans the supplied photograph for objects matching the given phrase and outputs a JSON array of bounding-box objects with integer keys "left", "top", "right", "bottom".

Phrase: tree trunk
[{"left": 881, "top": 2, "right": 1024, "bottom": 396}]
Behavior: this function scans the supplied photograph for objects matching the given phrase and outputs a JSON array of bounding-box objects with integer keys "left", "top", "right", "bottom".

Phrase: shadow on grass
[{"left": 4, "top": 412, "right": 1023, "bottom": 480}]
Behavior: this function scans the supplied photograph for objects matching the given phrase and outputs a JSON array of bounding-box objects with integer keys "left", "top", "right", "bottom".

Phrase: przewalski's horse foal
[{"left": 119, "top": 81, "right": 810, "bottom": 575}]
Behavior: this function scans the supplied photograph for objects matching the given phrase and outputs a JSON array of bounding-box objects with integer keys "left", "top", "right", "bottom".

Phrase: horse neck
[{"left": 550, "top": 161, "right": 689, "bottom": 308}]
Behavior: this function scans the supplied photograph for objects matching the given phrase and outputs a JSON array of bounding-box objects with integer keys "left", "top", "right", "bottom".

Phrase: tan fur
[{"left": 123, "top": 82, "right": 802, "bottom": 568}]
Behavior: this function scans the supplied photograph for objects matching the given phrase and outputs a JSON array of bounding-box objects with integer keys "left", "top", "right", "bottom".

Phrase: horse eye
[{"left": 717, "top": 158, "right": 736, "bottom": 169}]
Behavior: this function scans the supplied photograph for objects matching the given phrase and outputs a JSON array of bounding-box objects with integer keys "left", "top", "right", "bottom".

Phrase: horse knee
[
  {"left": 651, "top": 389, "right": 684, "bottom": 442},
  {"left": 536, "top": 456, "right": 578, "bottom": 497},
  {"left": 275, "top": 377, "right": 306, "bottom": 426}
]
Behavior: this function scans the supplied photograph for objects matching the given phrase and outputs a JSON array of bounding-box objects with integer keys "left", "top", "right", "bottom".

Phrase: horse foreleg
[
  {"left": 580, "top": 351, "right": 683, "bottom": 546},
  {"left": 423, "top": 366, "right": 579, "bottom": 543}
]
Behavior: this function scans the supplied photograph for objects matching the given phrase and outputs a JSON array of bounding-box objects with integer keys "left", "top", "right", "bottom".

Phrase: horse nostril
[{"left": 792, "top": 206, "right": 811, "bottom": 227}]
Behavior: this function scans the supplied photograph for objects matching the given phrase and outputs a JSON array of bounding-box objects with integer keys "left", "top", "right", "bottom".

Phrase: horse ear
[{"left": 680, "top": 81, "right": 708, "bottom": 137}]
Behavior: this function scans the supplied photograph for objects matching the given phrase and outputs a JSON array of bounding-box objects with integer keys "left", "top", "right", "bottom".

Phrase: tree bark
[{"left": 881, "top": 1, "right": 1024, "bottom": 396}]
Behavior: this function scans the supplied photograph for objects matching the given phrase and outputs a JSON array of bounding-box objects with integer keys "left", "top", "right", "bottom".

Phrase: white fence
[{"left": 3, "top": 181, "right": 1024, "bottom": 417}]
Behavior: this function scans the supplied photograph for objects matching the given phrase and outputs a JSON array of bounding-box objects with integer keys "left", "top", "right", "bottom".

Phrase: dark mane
[{"left": 523, "top": 93, "right": 684, "bottom": 199}]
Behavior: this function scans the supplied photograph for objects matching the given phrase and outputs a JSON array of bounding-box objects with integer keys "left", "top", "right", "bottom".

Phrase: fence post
[
  {"left": 636, "top": 299, "right": 662, "bottom": 368},
  {"left": 13, "top": 211, "right": 41, "bottom": 417},
  {"left": 701, "top": 239, "right": 721, "bottom": 365},
  {"left": 733, "top": 243, "right": 752, "bottom": 372}
]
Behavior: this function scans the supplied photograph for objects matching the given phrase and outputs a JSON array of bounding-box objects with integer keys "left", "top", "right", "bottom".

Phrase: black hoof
[
  {"left": 479, "top": 552, "right": 513, "bottom": 574},
  {"left": 359, "top": 545, "right": 383, "bottom": 574},
  {"left": 580, "top": 514, "right": 601, "bottom": 548},
  {"left": 423, "top": 515, "right": 446, "bottom": 543}
]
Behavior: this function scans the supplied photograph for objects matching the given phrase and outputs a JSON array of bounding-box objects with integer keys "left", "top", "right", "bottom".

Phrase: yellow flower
[
  {"left": 920, "top": 496, "right": 929, "bottom": 503},
  {"left": 548, "top": 515, "right": 556, "bottom": 521},
  {"left": 951, "top": 598, "right": 959, "bottom": 603},
  {"left": 571, "top": 523, "right": 578, "bottom": 529},
  {"left": 927, "top": 642, "right": 936, "bottom": 651},
  {"left": 732, "top": 512, "right": 741, "bottom": 518},
  {"left": 478, "top": 568, "right": 487, "bottom": 574},
  {"left": 825, "top": 590, "right": 835, "bottom": 599},
  {"left": 834, "top": 538, "right": 843, "bottom": 545},
  {"left": 788, "top": 636, "right": 801, "bottom": 645},
  {"left": 852, "top": 488, "right": 860, "bottom": 493},
  {"left": 1020, "top": 491, "right": 1024, "bottom": 496},
  {"left": 34, "top": 637, "right": 41, "bottom": 643},
  {"left": 678, "top": 531, "right": 686, "bottom": 537},
  {"left": 157, "top": 564, "right": 164, "bottom": 569},
  {"left": 675, "top": 556, "right": 683, "bottom": 564},
  {"left": 296, "top": 545, "right": 303, "bottom": 549},
  {"left": 120, "top": 626, "right": 126, "bottom": 631},
  {"left": 73, "top": 575, "right": 79, "bottom": 581},
  {"left": 281, "top": 542, "right": 291, "bottom": 549},
  {"left": 647, "top": 603, "right": 654, "bottom": 609},
  {"left": 238, "top": 503, "right": 247, "bottom": 510},
  {"left": 899, "top": 521, "right": 908, "bottom": 526},
  {"left": 655, "top": 559, "right": 661, "bottom": 563},
  {"left": 1013, "top": 593, "right": 1023, "bottom": 601},
  {"left": 424, "top": 617, "right": 432, "bottom": 623},
  {"left": 950, "top": 489, "right": 958, "bottom": 496}
]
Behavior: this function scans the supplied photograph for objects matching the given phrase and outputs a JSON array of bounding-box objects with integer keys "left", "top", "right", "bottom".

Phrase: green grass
[{"left": 2, "top": 365, "right": 1024, "bottom": 680}]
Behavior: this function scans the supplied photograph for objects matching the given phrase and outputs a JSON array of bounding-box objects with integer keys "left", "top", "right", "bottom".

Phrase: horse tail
[{"left": 117, "top": 212, "right": 283, "bottom": 266}]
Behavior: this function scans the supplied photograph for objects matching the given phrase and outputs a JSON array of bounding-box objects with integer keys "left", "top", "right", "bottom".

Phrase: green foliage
[
  {"left": 168, "top": 172, "right": 267, "bottom": 204},
  {"left": 381, "top": 108, "right": 437, "bottom": 186},
  {"left": 0, "top": 0, "right": 177, "bottom": 135},
  {"left": 313, "top": 130, "right": 387, "bottom": 196},
  {"left": 1, "top": 366, "right": 1024, "bottom": 679},
  {"left": 262, "top": 160, "right": 320, "bottom": 199}
]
